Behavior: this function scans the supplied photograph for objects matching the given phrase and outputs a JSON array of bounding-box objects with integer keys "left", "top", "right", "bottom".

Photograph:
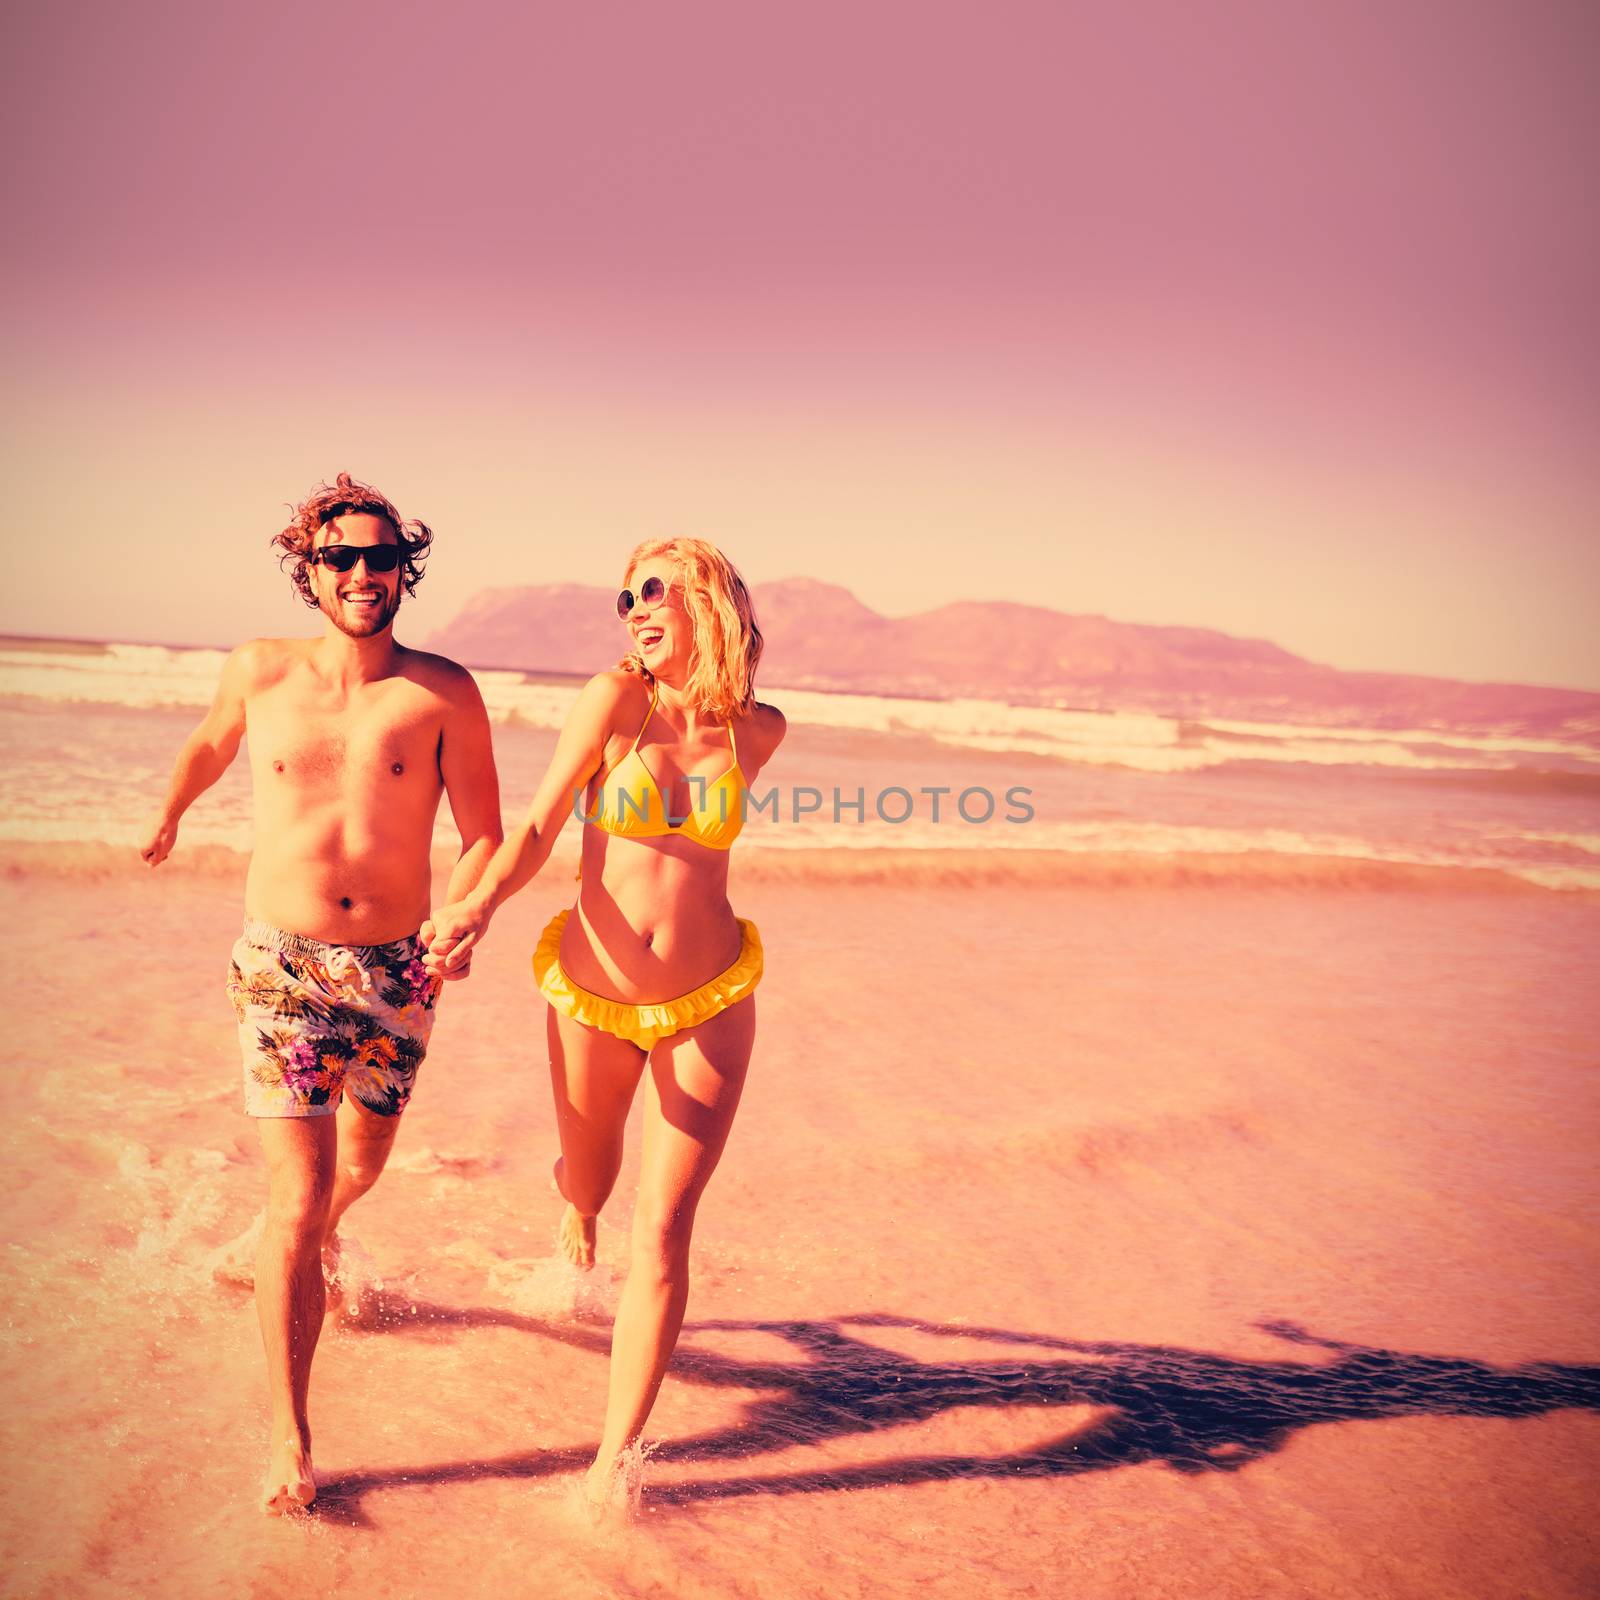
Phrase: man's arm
[
  {"left": 138, "top": 644, "right": 253, "bottom": 867},
  {"left": 428, "top": 665, "right": 504, "bottom": 970}
]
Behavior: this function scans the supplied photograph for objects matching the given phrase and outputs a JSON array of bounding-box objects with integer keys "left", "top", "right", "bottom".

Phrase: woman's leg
[
  {"left": 548, "top": 1005, "right": 648, "bottom": 1267},
  {"left": 590, "top": 994, "right": 756, "bottom": 1488}
]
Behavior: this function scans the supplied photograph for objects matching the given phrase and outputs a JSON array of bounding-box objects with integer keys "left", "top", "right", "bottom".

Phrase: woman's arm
[
  {"left": 422, "top": 672, "right": 639, "bottom": 973},
  {"left": 737, "top": 701, "right": 787, "bottom": 784}
]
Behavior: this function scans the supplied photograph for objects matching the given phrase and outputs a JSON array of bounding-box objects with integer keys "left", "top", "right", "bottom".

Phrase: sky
[{"left": 2, "top": 0, "right": 1596, "bottom": 688}]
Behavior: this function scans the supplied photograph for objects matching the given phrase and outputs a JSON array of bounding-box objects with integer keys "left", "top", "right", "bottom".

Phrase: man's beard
[{"left": 322, "top": 588, "right": 401, "bottom": 638}]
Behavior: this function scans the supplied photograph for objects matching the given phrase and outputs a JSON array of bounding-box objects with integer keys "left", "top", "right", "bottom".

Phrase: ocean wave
[
  {"left": 4, "top": 641, "right": 1596, "bottom": 778},
  {"left": 737, "top": 847, "right": 1598, "bottom": 894},
  {"left": 737, "top": 819, "right": 1600, "bottom": 890},
  {"left": 8, "top": 791, "right": 1599, "bottom": 892},
  {"left": 0, "top": 814, "right": 250, "bottom": 849},
  {"left": 1519, "top": 830, "right": 1600, "bottom": 856},
  {"left": 929, "top": 729, "right": 1536, "bottom": 775},
  {"left": 0, "top": 810, "right": 470, "bottom": 853},
  {"left": 1361, "top": 764, "right": 1600, "bottom": 797},
  {"left": 0, "top": 641, "right": 228, "bottom": 710},
  {"left": 345, "top": 681, "right": 1600, "bottom": 778},
  {"left": 1198, "top": 714, "right": 1600, "bottom": 760}
]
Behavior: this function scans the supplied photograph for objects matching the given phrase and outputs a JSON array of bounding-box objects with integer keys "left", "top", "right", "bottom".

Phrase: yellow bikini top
[{"left": 588, "top": 681, "right": 747, "bottom": 851}]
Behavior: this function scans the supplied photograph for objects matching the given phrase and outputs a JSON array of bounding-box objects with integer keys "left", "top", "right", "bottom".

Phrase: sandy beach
[{"left": 2, "top": 842, "right": 1596, "bottom": 1598}]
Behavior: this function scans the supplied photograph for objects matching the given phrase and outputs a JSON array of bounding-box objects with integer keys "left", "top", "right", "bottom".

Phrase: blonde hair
[{"left": 618, "top": 537, "right": 763, "bottom": 720}]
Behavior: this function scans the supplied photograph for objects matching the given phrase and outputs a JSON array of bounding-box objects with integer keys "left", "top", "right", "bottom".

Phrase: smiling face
[
  {"left": 621, "top": 557, "right": 691, "bottom": 677},
  {"left": 312, "top": 511, "right": 402, "bottom": 639}
]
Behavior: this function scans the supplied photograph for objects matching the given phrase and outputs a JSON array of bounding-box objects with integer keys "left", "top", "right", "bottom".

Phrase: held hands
[
  {"left": 139, "top": 816, "right": 178, "bottom": 867},
  {"left": 422, "top": 895, "right": 492, "bottom": 982}
]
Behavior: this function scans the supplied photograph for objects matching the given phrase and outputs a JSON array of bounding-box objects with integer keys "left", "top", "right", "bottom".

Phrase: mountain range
[{"left": 424, "top": 578, "right": 1600, "bottom": 739}]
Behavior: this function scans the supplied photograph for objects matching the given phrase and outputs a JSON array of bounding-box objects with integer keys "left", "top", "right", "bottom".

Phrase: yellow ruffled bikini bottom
[{"left": 532, "top": 908, "right": 763, "bottom": 1050}]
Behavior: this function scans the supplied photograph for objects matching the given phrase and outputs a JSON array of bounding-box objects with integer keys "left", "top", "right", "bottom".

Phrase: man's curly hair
[{"left": 273, "top": 472, "right": 433, "bottom": 609}]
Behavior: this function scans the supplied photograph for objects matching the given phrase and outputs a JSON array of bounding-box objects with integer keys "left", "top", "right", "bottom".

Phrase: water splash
[
  {"left": 110, "top": 1143, "right": 228, "bottom": 1304},
  {"left": 487, "top": 1254, "right": 619, "bottom": 1320},
  {"left": 205, "top": 1209, "right": 264, "bottom": 1288},
  {"left": 387, "top": 1145, "right": 499, "bottom": 1179},
  {"left": 559, "top": 1438, "right": 658, "bottom": 1531},
  {"left": 326, "top": 1233, "right": 385, "bottom": 1325}
]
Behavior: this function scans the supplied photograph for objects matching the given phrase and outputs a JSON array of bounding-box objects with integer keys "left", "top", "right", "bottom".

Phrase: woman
[{"left": 424, "top": 536, "right": 785, "bottom": 1503}]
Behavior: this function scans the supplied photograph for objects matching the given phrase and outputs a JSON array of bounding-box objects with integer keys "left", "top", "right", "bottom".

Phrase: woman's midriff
[{"left": 560, "top": 841, "right": 743, "bottom": 1003}]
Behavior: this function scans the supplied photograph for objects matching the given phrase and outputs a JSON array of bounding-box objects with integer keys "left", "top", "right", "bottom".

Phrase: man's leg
[
  {"left": 219, "top": 1074, "right": 411, "bottom": 1290},
  {"left": 324, "top": 1093, "right": 404, "bottom": 1244},
  {"left": 255, "top": 1113, "right": 337, "bottom": 1513}
]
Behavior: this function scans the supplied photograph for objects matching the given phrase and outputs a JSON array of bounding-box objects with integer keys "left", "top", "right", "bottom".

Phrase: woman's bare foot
[
  {"left": 552, "top": 1158, "right": 597, "bottom": 1269},
  {"left": 558, "top": 1204, "right": 598, "bottom": 1269},
  {"left": 261, "top": 1435, "right": 316, "bottom": 1515},
  {"left": 582, "top": 1442, "right": 647, "bottom": 1522},
  {"left": 583, "top": 1456, "right": 618, "bottom": 1516}
]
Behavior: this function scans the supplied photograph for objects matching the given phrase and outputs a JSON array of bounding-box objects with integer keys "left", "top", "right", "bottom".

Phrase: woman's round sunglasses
[
  {"left": 311, "top": 543, "right": 403, "bottom": 574},
  {"left": 615, "top": 575, "right": 668, "bottom": 620}
]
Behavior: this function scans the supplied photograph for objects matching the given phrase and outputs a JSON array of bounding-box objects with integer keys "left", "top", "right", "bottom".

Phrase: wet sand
[{"left": 1, "top": 845, "right": 1597, "bottom": 1598}]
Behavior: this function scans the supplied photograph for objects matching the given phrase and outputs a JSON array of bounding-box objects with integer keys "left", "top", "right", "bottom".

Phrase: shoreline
[{"left": 1, "top": 838, "right": 1586, "bottom": 896}]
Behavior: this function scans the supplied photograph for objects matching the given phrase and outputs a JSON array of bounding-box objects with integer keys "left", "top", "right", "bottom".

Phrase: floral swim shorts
[{"left": 227, "top": 919, "right": 443, "bottom": 1119}]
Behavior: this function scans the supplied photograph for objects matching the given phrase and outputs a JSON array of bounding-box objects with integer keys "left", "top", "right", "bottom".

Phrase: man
[{"left": 139, "top": 473, "right": 501, "bottom": 1514}]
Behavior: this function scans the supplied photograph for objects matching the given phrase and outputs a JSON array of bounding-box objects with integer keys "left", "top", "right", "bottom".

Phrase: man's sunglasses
[
  {"left": 311, "top": 543, "right": 403, "bottom": 574},
  {"left": 615, "top": 575, "right": 668, "bottom": 619}
]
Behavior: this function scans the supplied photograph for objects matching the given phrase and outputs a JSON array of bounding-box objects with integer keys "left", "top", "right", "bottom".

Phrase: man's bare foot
[
  {"left": 552, "top": 1158, "right": 597, "bottom": 1269},
  {"left": 212, "top": 1219, "right": 345, "bottom": 1306},
  {"left": 261, "top": 1436, "right": 316, "bottom": 1515},
  {"left": 208, "top": 1211, "right": 265, "bottom": 1287}
]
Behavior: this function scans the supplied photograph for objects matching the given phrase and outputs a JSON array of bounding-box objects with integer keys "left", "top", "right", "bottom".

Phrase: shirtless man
[{"left": 139, "top": 473, "right": 501, "bottom": 1514}]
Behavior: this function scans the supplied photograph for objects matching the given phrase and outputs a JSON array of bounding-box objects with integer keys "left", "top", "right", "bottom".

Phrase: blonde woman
[{"left": 424, "top": 537, "right": 785, "bottom": 1501}]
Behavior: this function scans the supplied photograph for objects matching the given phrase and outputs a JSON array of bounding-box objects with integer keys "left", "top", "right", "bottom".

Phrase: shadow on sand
[{"left": 311, "top": 1294, "right": 1600, "bottom": 1522}]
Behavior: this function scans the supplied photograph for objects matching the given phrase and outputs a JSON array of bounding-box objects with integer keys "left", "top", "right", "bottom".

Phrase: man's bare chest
[{"left": 246, "top": 681, "right": 442, "bottom": 789}]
